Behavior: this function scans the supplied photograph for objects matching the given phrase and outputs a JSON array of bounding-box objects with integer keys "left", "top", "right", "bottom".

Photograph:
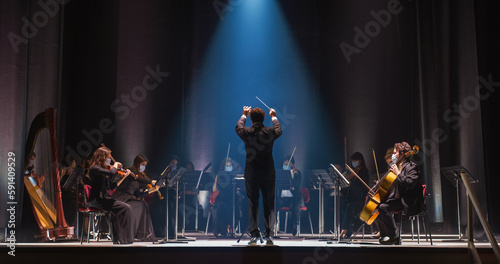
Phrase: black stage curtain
[
  {"left": 0, "top": 0, "right": 62, "bottom": 237},
  {"left": 1, "top": 0, "right": 499, "bottom": 237}
]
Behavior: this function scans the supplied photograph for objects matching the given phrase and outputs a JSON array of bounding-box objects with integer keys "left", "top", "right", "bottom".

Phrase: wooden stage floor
[{"left": 1, "top": 232, "right": 499, "bottom": 264}]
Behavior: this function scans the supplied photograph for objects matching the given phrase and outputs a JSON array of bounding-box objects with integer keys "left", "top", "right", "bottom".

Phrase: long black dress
[
  {"left": 88, "top": 165, "right": 134, "bottom": 244},
  {"left": 111, "top": 170, "right": 156, "bottom": 241}
]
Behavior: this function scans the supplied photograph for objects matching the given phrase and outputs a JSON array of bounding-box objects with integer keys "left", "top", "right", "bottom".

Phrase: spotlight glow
[{"left": 186, "top": 0, "right": 324, "bottom": 170}]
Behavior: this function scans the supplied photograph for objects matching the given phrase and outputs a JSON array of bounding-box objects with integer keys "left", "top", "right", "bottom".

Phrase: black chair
[
  {"left": 397, "top": 184, "right": 433, "bottom": 245},
  {"left": 78, "top": 185, "right": 112, "bottom": 244}
]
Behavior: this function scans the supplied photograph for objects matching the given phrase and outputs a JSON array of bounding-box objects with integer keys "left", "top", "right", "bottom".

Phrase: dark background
[{"left": 1, "top": 0, "right": 499, "bottom": 237}]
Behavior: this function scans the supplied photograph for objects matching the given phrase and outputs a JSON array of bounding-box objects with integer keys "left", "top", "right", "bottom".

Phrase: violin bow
[
  {"left": 100, "top": 143, "right": 131, "bottom": 186},
  {"left": 344, "top": 137, "right": 347, "bottom": 166},
  {"left": 225, "top": 143, "right": 231, "bottom": 165},
  {"left": 286, "top": 146, "right": 297, "bottom": 168},
  {"left": 345, "top": 163, "right": 371, "bottom": 191},
  {"left": 100, "top": 143, "right": 116, "bottom": 163},
  {"left": 372, "top": 148, "right": 380, "bottom": 181}
]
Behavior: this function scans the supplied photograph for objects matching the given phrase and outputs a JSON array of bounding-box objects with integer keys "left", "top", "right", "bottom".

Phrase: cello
[{"left": 359, "top": 145, "right": 419, "bottom": 225}]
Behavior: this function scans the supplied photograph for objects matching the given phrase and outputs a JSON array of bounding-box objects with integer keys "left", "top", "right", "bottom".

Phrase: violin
[
  {"left": 211, "top": 143, "right": 231, "bottom": 204},
  {"left": 144, "top": 162, "right": 175, "bottom": 203},
  {"left": 100, "top": 143, "right": 133, "bottom": 185},
  {"left": 144, "top": 172, "right": 163, "bottom": 200},
  {"left": 359, "top": 145, "right": 419, "bottom": 225}
]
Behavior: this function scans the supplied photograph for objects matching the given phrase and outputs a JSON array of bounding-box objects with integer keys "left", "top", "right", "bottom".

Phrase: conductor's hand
[
  {"left": 243, "top": 106, "right": 251, "bottom": 117},
  {"left": 269, "top": 108, "right": 277, "bottom": 118}
]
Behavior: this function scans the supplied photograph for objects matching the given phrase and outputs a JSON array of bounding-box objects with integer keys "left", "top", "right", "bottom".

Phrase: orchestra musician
[
  {"left": 24, "top": 152, "right": 44, "bottom": 187},
  {"left": 339, "top": 152, "right": 370, "bottom": 238},
  {"left": 111, "top": 154, "right": 157, "bottom": 242},
  {"left": 211, "top": 157, "right": 242, "bottom": 237},
  {"left": 60, "top": 157, "right": 77, "bottom": 227},
  {"left": 278, "top": 155, "right": 303, "bottom": 236},
  {"left": 236, "top": 106, "right": 282, "bottom": 245},
  {"left": 376, "top": 142, "right": 424, "bottom": 245},
  {"left": 87, "top": 147, "right": 135, "bottom": 244}
]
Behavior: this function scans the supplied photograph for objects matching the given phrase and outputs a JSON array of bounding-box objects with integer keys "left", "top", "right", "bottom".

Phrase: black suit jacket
[
  {"left": 389, "top": 161, "right": 424, "bottom": 216},
  {"left": 235, "top": 116, "right": 282, "bottom": 178}
]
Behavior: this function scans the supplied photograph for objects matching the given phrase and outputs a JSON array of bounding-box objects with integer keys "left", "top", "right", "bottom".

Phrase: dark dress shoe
[
  {"left": 379, "top": 236, "right": 400, "bottom": 245},
  {"left": 264, "top": 236, "right": 274, "bottom": 245},
  {"left": 248, "top": 236, "right": 259, "bottom": 246}
]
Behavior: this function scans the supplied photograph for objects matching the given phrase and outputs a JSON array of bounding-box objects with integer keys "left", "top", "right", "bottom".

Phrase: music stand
[
  {"left": 306, "top": 169, "right": 331, "bottom": 237},
  {"left": 232, "top": 174, "right": 245, "bottom": 235},
  {"left": 329, "top": 164, "right": 350, "bottom": 243},
  {"left": 274, "top": 170, "right": 293, "bottom": 237},
  {"left": 178, "top": 170, "right": 203, "bottom": 240},
  {"left": 441, "top": 166, "right": 478, "bottom": 240},
  {"left": 155, "top": 168, "right": 187, "bottom": 244}
]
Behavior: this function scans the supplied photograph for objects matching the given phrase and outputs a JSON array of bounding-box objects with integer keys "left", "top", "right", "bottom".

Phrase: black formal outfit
[
  {"left": 235, "top": 115, "right": 282, "bottom": 237},
  {"left": 88, "top": 165, "right": 134, "bottom": 244},
  {"left": 377, "top": 161, "right": 423, "bottom": 240},
  {"left": 111, "top": 169, "right": 157, "bottom": 241},
  {"left": 340, "top": 166, "right": 369, "bottom": 236}
]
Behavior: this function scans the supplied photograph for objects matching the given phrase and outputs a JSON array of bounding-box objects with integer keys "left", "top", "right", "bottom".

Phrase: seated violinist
[
  {"left": 111, "top": 154, "right": 157, "bottom": 242},
  {"left": 88, "top": 147, "right": 134, "bottom": 244},
  {"left": 211, "top": 157, "right": 242, "bottom": 237},
  {"left": 376, "top": 142, "right": 423, "bottom": 245},
  {"left": 278, "top": 155, "right": 303, "bottom": 236}
]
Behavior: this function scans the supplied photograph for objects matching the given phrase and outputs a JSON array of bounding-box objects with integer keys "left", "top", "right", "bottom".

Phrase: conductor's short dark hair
[{"left": 250, "top": 107, "right": 265, "bottom": 123}]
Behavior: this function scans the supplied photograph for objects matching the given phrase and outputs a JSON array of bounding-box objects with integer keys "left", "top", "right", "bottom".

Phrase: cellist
[{"left": 377, "top": 142, "right": 424, "bottom": 245}]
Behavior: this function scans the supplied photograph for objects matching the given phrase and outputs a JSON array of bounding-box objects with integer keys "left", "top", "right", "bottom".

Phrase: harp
[{"left": 24, "top": 108, "right": 75, "bottom": 241}]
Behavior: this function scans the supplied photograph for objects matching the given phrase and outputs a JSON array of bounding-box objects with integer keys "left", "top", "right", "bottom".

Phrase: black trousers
[
  {"left": 245, "top": 174, "right": 275, "bottom": 237},
  {"left": 377, "top": 198, "right": 404, "bottom": 238}
]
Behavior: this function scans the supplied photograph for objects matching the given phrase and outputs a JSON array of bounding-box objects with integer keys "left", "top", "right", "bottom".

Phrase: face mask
[
  {"left": 352, "top": 161, "right": 359, "bottom": 168},
  {"left": 105, "top": 158, "right": 112, "bottom": 166},
  {"left": 225, "top": 165, "right": 233, "bottom": 172},
  {"left": 170, "top": 164, "right": 177, "bottom": 171},
  {"left": 139, "top": 165, "right": 146, "bottom": 173},
  {"left": 391, "top": 153, "right": 398, "bottom": 164},
  {"left": 283, "top": 164, "right": 291, "bottom": 170}
]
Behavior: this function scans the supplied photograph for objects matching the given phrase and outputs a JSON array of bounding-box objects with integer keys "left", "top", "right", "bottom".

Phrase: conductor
[{"left": 236, "top": 106, "right": 282, "bottom": 245}]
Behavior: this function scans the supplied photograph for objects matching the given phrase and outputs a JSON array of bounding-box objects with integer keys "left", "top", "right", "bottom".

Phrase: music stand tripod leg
[
  {"left": 348, "top": 223, "right": 366, "bottom": 244},
  {"left": 236, "top": 227, "right": 264, "bottom": 244},
  {"left": 237, "top": 227, "right": 250, "bottom": 243}
]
